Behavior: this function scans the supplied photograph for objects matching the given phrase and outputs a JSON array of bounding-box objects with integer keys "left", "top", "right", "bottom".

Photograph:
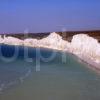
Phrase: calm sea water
[{"left": 0, "top": 44, "right": 100, "bottom": 100}]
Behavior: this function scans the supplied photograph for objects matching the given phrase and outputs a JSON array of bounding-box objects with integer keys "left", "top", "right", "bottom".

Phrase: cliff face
[
  {"left": 0, "top": 30, "right": 100, "bottom": 42},
  {"left": 70, "top": 34, "right": 100, "bottom": 63},
  {"left": 57, "top": 31, "right": 100, "bottom": 42},
  {"left": 0, "top": 32, "right": 100, "bottom": 64},
  {"left": 0, "top": 35, "right": 3, "bottom": 43},
  {"left": 38, "top": 32, "right": 70, "bottom": 50}
]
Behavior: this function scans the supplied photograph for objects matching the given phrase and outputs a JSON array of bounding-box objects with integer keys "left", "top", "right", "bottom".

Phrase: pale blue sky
[{"left": 0, "top": 0, "right": 100, "bottom": 33}]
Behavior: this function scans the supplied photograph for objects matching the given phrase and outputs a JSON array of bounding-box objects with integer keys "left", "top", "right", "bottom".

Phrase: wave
[{"left": 0, "top": 68, "right": 32, "bottom": 94}]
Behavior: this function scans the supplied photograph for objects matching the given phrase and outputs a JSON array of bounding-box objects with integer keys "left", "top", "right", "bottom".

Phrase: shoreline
[
  {"left": 0, "top": 43, "right": 100, "bottom": 74},
  {"left": 72, "top": 53, "right": 100, "bottom": 74}
]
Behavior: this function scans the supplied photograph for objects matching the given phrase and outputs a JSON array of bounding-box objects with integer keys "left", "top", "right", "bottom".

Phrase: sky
[{"left": 0, "top": 0, "right": 100, "bottom": 33}]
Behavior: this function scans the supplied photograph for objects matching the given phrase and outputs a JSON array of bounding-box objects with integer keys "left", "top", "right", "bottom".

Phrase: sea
[{"left": 0, "top": 44, "right": 100, "bottom": 100}]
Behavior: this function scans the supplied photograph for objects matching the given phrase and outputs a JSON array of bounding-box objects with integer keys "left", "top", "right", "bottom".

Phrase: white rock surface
[
  {"left": 0, "top": 32, "right": 100, "bottom": 64},
  {"left": 71, "top": 34, "right": 100, "bottom": 63},
  {"left": 3, "top": 36, "right": 23, "bottom": 45},
  {"left": 0, "top": 35, "right": 4, "bottom": 43},
  {"left": 24, "top": 38, "right": 38, "bottom": 47},
  {"left": 39, "top": 32, "right": 70, "bottom": 50}
]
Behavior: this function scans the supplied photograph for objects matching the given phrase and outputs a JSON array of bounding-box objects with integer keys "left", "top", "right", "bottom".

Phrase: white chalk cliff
[
  {"left": 24, "top": 38, "right": 38, "bottom": 47},
  {"left": 3, "top": 36, "right": 23, "bottom": 45},
  {"left": 0, "top": 32, "right": 100, "bottom": 65},
  {"left": 0, "top": 35, "right": 4, "bottom": 43},
  {"left": 71, "top": 34, "right": 100, "bottom": 63},
  {"left": 39, "top": 32, "right": 70, "bottom": 50}
]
